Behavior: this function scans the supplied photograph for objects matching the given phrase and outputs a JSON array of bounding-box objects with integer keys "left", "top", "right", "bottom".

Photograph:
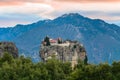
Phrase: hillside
[{"left": 0, "top": 13, "right": 120, "bottom": 63}]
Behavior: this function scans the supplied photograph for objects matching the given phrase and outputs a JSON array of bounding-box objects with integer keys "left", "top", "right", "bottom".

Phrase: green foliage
[{"left": 0, "top": 53, "right": 120, "bottom": 80}]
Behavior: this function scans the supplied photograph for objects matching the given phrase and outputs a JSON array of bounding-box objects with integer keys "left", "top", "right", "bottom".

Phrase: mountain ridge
[{"left": 0, "top": 13, "right": 120, "bottom": 63}]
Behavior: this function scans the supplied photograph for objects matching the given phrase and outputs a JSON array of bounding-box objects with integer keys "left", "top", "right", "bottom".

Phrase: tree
[
  {"left": 1, "top": 52, "right": 14, "bottom": 64},
  {"left": 84, "top": 55, "right": 88, "bottom": 65},
  {"left": 44, "top": 36, "right": 50, "bottom": 46},
  {"left": 58, "top": 38, "right": 62, "bottom": 44}
]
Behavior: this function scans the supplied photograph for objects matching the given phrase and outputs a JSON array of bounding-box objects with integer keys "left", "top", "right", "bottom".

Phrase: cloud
[
  {"left": 0, "top": 0, "right": 120, "bottom": 27},
  {"left": 0, "top": 13, "right": 42, "bottom": 27},
  {"left": 0, "top": 2, "right": 54, "bottom": 19},
  {"left": 55, "top": 0, "right": 120, "bottom": 2},
  {"left": 0, "top": 2, "right": 54, "bottom": 27},
  {"left": 0, "top": 0, "right": 120, "bottom": 6},
  {"left": 0, "top": 0, "right": 120, "bottom": 3}
]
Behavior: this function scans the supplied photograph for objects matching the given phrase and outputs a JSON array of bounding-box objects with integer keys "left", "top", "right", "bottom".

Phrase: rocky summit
[
  {"left": 0, "top": 42, "right": 18, "bottom": 58},
  {"left": 40, "top": 36, "right": 88, "bottom": 67}
]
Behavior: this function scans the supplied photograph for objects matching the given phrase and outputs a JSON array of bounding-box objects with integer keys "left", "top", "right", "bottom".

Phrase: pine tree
[{"left": 44, "top": 36, "right": 50, "bottom": 46}]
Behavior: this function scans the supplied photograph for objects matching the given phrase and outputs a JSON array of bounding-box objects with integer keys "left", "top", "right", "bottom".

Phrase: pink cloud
[
  {"left": 55, "top": 0, "right": 120, "bottom": 2},
  {"left": 0, "top": 0, "right": 120, "bottom": 6},
  {"left": 0, "top": 0, "right": 120, "bottom": 27}
]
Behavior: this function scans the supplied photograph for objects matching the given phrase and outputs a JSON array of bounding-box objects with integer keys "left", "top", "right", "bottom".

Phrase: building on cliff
[
  {"left": 0, "top": 42, "right": 18, "bottom": 58},
  {"left": 40, "top": 36, "right": 88, "bottom": 68}
]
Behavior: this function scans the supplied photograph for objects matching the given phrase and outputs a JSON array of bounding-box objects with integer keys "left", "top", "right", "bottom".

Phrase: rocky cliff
[
  {"left": 0, "top": 42, "right": 18, "bottom": 58},
  {"left": 40, "top": 39, "right": 87, "bottom": 67}
]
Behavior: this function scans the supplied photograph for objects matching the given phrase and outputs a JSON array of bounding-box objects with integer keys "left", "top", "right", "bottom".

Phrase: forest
[{"left": 0, "top": 53, "right": 120, "bottom": 80}]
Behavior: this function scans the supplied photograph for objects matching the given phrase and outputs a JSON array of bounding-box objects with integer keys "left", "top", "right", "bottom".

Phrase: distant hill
[{"left": 0, "top": 13, "right": 120, "bottom": 63}]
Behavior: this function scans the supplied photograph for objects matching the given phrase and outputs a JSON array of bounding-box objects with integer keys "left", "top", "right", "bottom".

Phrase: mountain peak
[
  {"left": 61, "top": 13, "right": 83, "bottom": 18},
  {"left": 1, "top": 13, "right": 120, "bottom": 63},
  {"left": 53, "top": 13, "right": 85, "bottom": 23}
]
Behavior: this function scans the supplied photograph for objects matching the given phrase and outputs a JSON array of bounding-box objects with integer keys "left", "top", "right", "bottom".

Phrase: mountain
[{"left": 0, "top": 13, "right": 120, "bottom": 63}]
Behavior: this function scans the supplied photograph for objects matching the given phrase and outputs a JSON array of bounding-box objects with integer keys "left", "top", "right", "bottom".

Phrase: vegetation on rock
[{"left": 43, "top": 36, "right": 51, "bottom": 46}]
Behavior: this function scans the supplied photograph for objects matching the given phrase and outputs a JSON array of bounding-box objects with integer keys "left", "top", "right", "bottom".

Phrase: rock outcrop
[
  {"left": 40, "top": 37, "right": 87, "bottom": 67},
  {"left": 0, "top": 42, "right": 18, "bottom": 58}
]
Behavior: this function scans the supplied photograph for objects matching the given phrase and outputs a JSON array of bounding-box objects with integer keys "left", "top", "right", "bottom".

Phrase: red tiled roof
[{"left": 50, "top": 39, "right": 57, "bottom": 43}]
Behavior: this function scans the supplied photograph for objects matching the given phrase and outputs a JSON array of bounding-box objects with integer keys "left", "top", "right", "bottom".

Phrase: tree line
[{"left": 0, "top": 53, "right": 120, "bottom": 80}]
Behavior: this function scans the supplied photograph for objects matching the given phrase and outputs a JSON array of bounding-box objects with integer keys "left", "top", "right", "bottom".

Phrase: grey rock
[
  {"left": 0, "top": 42, "right": 18, "bottom": 58},
  {"left": 40, "top": 40, "right": 87, "bottom": 67}
]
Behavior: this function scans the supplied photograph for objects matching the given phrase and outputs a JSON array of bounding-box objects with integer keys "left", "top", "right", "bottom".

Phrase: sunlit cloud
[{"left": 0, "top": 0, "right": 120, "bottom": 27}]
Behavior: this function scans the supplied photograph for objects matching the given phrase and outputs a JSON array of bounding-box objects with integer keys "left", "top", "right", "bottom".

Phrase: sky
[{"left": 0, "top": 0, "right": 120, "bottom": 27}]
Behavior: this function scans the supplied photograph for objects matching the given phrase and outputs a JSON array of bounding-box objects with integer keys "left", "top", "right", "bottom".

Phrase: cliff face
[
  {"left": 0, "top": 42, "right": 18, "bottom": 58},
  {"left": 40, "top": 40, "right": 87, "bottom": 67}
]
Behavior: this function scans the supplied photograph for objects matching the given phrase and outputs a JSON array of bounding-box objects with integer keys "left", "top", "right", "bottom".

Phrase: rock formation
[
  {"left": 0, "top": 42, "right": 18, "bottom": 58},
  {"left": 40, "top": 37, "right": 87, "bottom": 67}
]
